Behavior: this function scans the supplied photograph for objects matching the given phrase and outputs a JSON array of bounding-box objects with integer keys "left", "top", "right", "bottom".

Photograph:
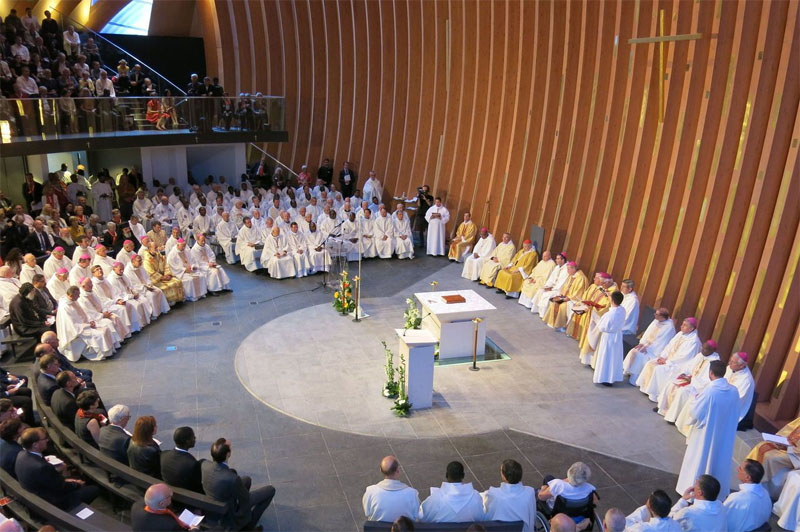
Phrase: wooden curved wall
[{"left": 189, "top": 0, "right": 800, "bottom": 427}]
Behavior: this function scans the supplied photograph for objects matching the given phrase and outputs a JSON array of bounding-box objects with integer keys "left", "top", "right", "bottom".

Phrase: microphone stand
[
  {"left": 313, "top": 218, "right": 345, "bottom": 291},
  {"left": 353, "top": 217, "right": 363, "bottom": 322},
  {"left": 402, "top": 310, "right": 433, "bottom": 336}
]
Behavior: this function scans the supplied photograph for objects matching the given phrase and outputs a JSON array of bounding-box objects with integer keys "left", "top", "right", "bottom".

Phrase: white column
[{"left": 395, "top": 328, "right": 438, "bottom": 409}]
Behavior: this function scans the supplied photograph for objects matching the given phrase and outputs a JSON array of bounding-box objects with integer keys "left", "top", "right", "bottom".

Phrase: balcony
[{"left": 0, "top": 95, "right": 288, "bottom": 157}]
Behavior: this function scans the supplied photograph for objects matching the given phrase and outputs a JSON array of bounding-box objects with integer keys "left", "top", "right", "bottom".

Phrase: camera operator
[{"left": 414, "top": 185, "right": 433, "bottom": 246}]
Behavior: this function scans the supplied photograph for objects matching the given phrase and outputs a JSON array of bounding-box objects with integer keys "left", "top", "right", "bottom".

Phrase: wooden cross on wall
[{"left": 628, "top": 9, "right": 703, "bottom": 122}]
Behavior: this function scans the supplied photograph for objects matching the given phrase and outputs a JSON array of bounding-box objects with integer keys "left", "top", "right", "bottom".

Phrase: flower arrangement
[
  {"left": 403, "top": 297, "right": 422, "bottom": 330},
  {"left": 382, "top": 341, "right": 399, "bottom": 398},
  {"left": 391, "top": 351, "right": 412, "bottom": 416},
  {"left": 333, "top": 271, "right": 355, "bottom": 315}
]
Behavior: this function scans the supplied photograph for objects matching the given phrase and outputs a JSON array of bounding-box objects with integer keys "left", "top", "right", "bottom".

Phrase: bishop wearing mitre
[
  {"left": 448, "top": 212, "right": 477, "bottom": 262},
  {"left": 478, "top": 233, "right": 516, "bottom": 287},
  {"left": 565, "top": 272, "right": 604, "bottom": 339},
  {"left": 494, "top": 240, "right": 539, "bottom": 298}
]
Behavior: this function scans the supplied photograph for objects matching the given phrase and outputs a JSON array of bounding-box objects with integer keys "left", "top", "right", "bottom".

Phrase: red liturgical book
[
  {"left": 582, "top": 300, "right": 603, "bottom": 309},
  {"left": 442, "top": 295, "right": 466, "bottom": 304}
]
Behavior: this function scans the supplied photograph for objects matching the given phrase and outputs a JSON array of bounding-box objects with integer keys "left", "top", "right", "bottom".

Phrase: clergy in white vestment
[
  {"left": 285, "top": 223, "right": 311, "bottom": 277},
  {"left": 19, "top": 254, "right": 44, "bottom": 284},
  {"left": 230, "top": 201, "right": 247, "bottom": 228},
  {"left": 373, "top": 207, "right": 395, "bottom": 259},
  {"left": 72, "top": 237, "right": 96, "bottom": 264},
  {"left": 124, "top": 255, "right": 170, "bottom": 317},
  {"left": 115, "top": 240, "right": 137, "bottom": 266},
  {"left": 235, "top": 217, "right": 263, "bottom": 272},
  {"left": 92, "top": 245, "right": 116, "bottom": 276},
  {"left": 532, "top": 252, "right": 569, "bottom": 316},
  {"left": 674, "top": 352, "right": 754, "bottom": 436},
  {"left": 591, "top": 291, "right": 626, "bottom": 385},
  {"left": 393, "top": 211, "right": 414, "bottom": 259},
  {"left": 43, "top": 247, "right": 73, "bottom": 280},
  {"left": 623, "top": 309, "right": 677, "bottom": 383},
  {"left": 425, "top": 197, "right": 450, "bottom": 256},
  {"left": 108, "top": 262, "right": 152, "bottom": 327},
  {"left": 46, "top": 268, "right": 70, "bottom": 300},
  {"left": 192, "top": 207, "right": 214, "bottom": 236},
  {"left": 340, "top": 213, "right": 362, "bottom": 261},
  {"left": 0, "top": 269, "right": 21, "bottom": 308},
  {"left": 670, "top": 474, "right": 729, "bottom": 532},
  {"left": 90, "top": 265, "right": 141, "bottom": 333},
  {"left": 358, "top": 209, "right": 378, "bottom": 258},
  {"left": 176, "top": 201, "right": 193, "bottom": 240},
  {"left": 153, "top": 196, "right": 177, "bottom": 226},
  {"left": 319, "top": 211, "right": 343, "bottom": 256},
  {"left": 517, "top": 251, "right": 556, "bottom": 308},
  {"left": 133, "top": 190, "right": 154, "bottom": 223},
  {"left": 166, "top": 239, "right": 208, "bottom": 301},
  {"left": 481, "top": 459, "right": 537, "bottom": 532},
  {"left": 69, "top": 254, "right": 94, "bottom": 286},
  {"left": 191, "top": 234, "right": 230, "bottom": 291},
  {"left": 624, "top": 489, "right": 683, "bottom": 532},
  {"left": 261, "top": 227, "right": 297, "bottom": 279},
  {"left": 658, "top": 340, "right": 719, "bottom": 420},
  {"left": 91, "top": 177, "right": 113, "bottom": 221},
  {"left": 462, "top": 228, "right": 497, "bottom": 281},
  {"left": 362, "top": 170, "right": 384, "bottom": 204},
  {"left": 79, "top": 277, "right": 131, "bottom": 340},
  {"left": 216, "top": 212, "right": 239, "bottom": 265},
  {"left": 128, "top": 216, "right": 147, "bottom": 241},
  {"left": 419, "top": 461, "right": 484, "bottom": 523},
  {"left": 722, "top": 459, "right": 772, "bottom": 532},
  {"left": 362, "top": 456, "right": 421, "bottom": 522},
  {"left": 164, "top": 226, "right": 183, "bottom": 256},
  {"left": 619, "top": 279, "right": 640, "bottom": 335},
  {"left": 773, "top": 469, "right": 800, "bottom": 532},
  {"left": 637, "top": 318, "right": 702, "bottom": 401},
  {"left": 676, "top": 360, "right": 740, "bottom": 498},
  {"left": 304, "top": 223, "right": 331, "bottom": 273},
  {"left": 57, "top": 286, "right": 118, "bottom": 362}
]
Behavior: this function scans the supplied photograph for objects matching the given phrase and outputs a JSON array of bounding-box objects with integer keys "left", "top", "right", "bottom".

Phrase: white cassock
[
  {"left": 674, "top": 365, "right": 754, "bottom": 437},
  {"left": 637, "top": 330, "right": 702, "bottom": 401},
  {"left": 419, "top": 482, "right": 485, "bottom": 523},
  {"left": 19, "top": 264, "right": 44, "bottom": 284},
  {"left": 623, "top": 319, "right": 677, "bottom": 383},
  {"left": 71, "top": 245, "right": 95, "bottom": 264},
  {"left": 676, "top": 377, "right": 740, "bottom": 498},
  {"left": 621, "top": 291, "right": 640, "bottom": 335},
  {"left": 43, "top": 255, "right": 73, "bottom": 280},
  {"left": 124, "top": 262, "right": 170, "bottom": 317},
  {"left": 176, "top": 207, "right": 193, "bottom": 239},
  {"left": 624, "top": 505, "right": 683, "bottom": 532},
  {"left": 670, "top": 498, "right": 728, "bottom": 532},
  {"left": 93, "top": 254, "right": 116, "bottom": 277},
  {"left": 591, "top": 305, "right": 626, "bottom": 384},
  {"left": 56, "top": 296, "right": 118, "bottom": 362},
  {"left": 166, "top": 247, "right": 208, "bottom": 301},
  {"left": 92, "top": 181, "right": 113, "bottom": 221},
  {"left": 339, "top": 220, "right": 361, "bottom": 261},
  {"left": 373, "top": 214, "right": 395, "bottom": 258},
  {"left": 193, "top": 214, "right": 214, "bottom": 236},
  {"left": 722, "top": 483, "right": 772, "bottom": 532},
  {"left": 92, "top": 278, "right": 141, "bottom": 333},
  {"left": 658, "top": 351, "right": 720, "bottom": 420},
  {"left": 107, "top": 272, "right": 152, "bottom": 327},
  {"left": 0, "top": 278, "right": 21, "bottom": 310},
  {"left": 46, "top": 276, "right": 70, "bottom": 300},
  {"left": 216, "top": 220, "right": 239, "bottom": 264},
  {"left": 133, "top": 198, "right": 154, "bottom": 222},
  {"left": 235, "top": 224, "right": 262, "bottom": 271},
  {"left": 359, "top": 217, "right": 378, "bottom": 258},
  {"left": 285, "top": 231, "right": 311, "bottom": 278},
  {"left": 153, "top": 203, "right": 177, "bottom": 225},
  {"left": 393, "top": 216, "right": 414, "bottom": 259},
  {"left": 461, "top": 235, "right": 498, "bottom": 281},
  {"left": 69, "top": 264, "right": 93, "bottom": 286},
  {"left": 425, "top": 205, "right": 450, "bottom": 256},
  {"left": 79, "top": 290, "right": 130, "bottom": 340},
  {"left": 115, "top": 248, "right": 135, "bottom": 266},
  {"left": 191, "top": 243, "right": 230, "bottom": 291},
  {"left": 130, "top": 222, "right": 147, "bottom": 241},
  {"left": 304, "top": 230, "right": 331, "bottom": 272},
  {"left": 362, "top": 178, "right": 384, "bottom": 203},
  {"left": 773, "top": 470, "right": 800, "bottom": 532},
  {"left": 481, "top": 483, "right": 537, "bottom": 532},
  {"left": 165, "top": 236, "right": 180, "bottom": 257},
  {"left": 318, "top": 217, "right": 342, "bottom": 256},
  {"left": 533, "top": 264, "right": 569, "bottom": 316},
  {"left": 261, "top": 234, "right": 296, "bottom": 279},
  {"left": 362, "top": 479, "right": 420, "bottom": 522}
]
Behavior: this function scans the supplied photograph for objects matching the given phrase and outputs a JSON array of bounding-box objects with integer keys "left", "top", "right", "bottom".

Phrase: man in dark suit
[
  {"left": 0, "top": 369, "right": 35, "bottom": 427},
  {"left": 0, "top": 418, "right": 24, "bottom": 477},
  {"left": 36, "top": 353, "right": 60, "bottom": 405},
  {"left": 339, "top": 161, "right": 356, "bottom": 198},
  {"left": 50, "top": 371, "right": 81, "bottom": 430},
  {"left": 99, "top": 404, "right": 131, "bottom": 465},
  {"left": 201, "top": 438, "right": 275, "bottom": 531},
  {"left": 161, "top": 426, "right": 203, "bottom": 493},
  {"left": 16, "top": 428, "right": 100, "bottom": 510},
  {"left": 22, "top": 173, "right": 43, "bottom": 213},
  {"left": 40, "top": 331, "right": 92, "bottom": 382},
  {"left": 31, "top": 274, "right": 57, "bottom": 320},
  {"left": 317, "top": 158, "right": 333, "bottom": 187},
  {"left": 9, "top": 284, "right": 53, "bottom": 338},
  {"left": 131, "top": 483, "right": 187, "bottom": 531},
  {"left": 24, "top": 219, "right": 54, "bottom": 262}
]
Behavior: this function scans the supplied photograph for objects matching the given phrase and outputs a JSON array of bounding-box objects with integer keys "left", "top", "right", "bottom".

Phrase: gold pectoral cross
[{"left": 628, "top": 9, "right": 703, "bottom": 122}]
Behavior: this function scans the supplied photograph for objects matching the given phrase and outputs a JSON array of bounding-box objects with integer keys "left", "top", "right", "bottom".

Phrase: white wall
[
  {"left": 140, "top": 146, "right": 189, "bottom": 190},
  {"left": 186, "top": 144, "right": 246, "bottom": 184}
]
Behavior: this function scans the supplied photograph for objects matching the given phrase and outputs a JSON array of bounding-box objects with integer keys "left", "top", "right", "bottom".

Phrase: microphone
[{"left": 403, "top": 311, "right": 433, "bottom": 336}]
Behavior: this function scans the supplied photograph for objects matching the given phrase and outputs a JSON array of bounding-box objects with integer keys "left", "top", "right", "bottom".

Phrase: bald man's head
[
  {"left": 144, "top": 483, "right": 173, "bottom": 510},
  {"left": 380, "top": 456, "right": 400, "bottom": 478},
  {"left": 550, "top": 513, "right": 577, "bottom": 532},
  {"left": 0, "top": 266, "right": 12, "bottom": 279},
  {"left": 41, "top": 330, "right": 58, "bottom": 346}
]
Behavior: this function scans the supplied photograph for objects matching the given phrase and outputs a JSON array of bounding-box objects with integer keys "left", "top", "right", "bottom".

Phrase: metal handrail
[
  {"left": 48, "top": 5, "right": 187, "bottom": 96},
  {"left": 249, "top": 143, "right": 300, "bottom": 179}
]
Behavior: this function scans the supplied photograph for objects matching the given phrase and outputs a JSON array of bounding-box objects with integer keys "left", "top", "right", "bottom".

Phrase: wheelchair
[{"left": 534, "top": 491, "right": 605, "bottom": 532}]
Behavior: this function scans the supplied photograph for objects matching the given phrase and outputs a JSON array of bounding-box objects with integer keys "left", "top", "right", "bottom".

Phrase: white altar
[{"left": 414, "top": 289, "right": 496, "bottom": 359}]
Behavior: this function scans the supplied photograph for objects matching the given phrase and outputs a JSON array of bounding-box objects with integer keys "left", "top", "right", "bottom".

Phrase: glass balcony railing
[{"left": 0, "top": 95, "right": 285, "bottom": 142}]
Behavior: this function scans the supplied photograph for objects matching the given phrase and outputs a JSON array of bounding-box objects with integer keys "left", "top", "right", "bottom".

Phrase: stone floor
[{"left": 12, "top": 252, "right": 702, "bottom": 531}]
